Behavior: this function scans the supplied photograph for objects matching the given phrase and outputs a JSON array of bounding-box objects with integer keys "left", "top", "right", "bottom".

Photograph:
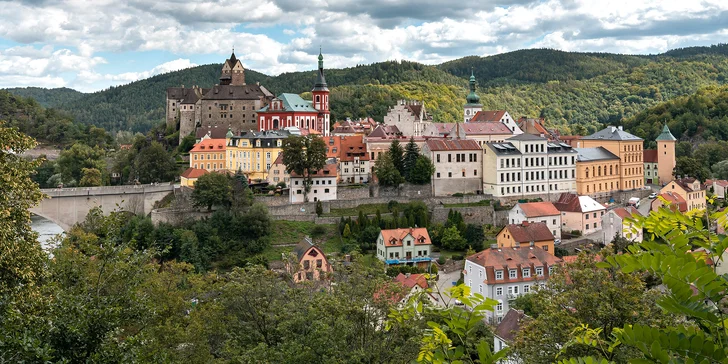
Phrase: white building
[
  {"left": 482, "top": 134, "right": 577, "bottom": 199},
  {"left": 382, "top": 100, "right": 435, "bottom": 137},
  {"left": 376, "top": 228, "right": 433, "bottom": 269},
  {"left": 508, "top": 202, "right": 562, "bottom": 239},
  {"left": 464, "top": 247, "right": 562, "bottom": 323},
  {"left": 422, "top": 138, "right": 483, "bottom": 196},
  {"left": 289, "top": 163, "right": 338, "bottom": 203},
  {"left": 337, "top": 135, "right": 371, "bottom": 184},
  {"left": 601, "top": 206, "right": 643, "bottom": 244},
  {"left": 469, "top": 110, "right": 523, "bottom": 135},
  {"left": 494, "top": 308, "right": 527, "bottom": 363},
  {"left": 554, "top": 193, "right": 606, "bottom": 235}
]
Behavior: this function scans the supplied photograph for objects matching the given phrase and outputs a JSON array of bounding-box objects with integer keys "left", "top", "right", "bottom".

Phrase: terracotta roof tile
[
  {"left": 466, "top": 246, "right": 562, "bottom": 283},
  {"left": 643, "top": 149, "right": 658, "bottom": 163},
  {"left": 504, "top": 222, "right": 554, "bottom": 243},
  {"left": 612, "top": 206, "right": 642, "bottom": 220},
  {"left": 181, "top": 168, "right": 208, "bottom": 179},
  {"left": 393, "top": 273, "right": 429, "bottom": 290},
  {"left": 289, "top": 163, "right": 338, "bottom": 178},
  {"left": 190, "top": 138, "right": 227, "bottom": 153},
  {"left": 425, "top": 139, "right": 481, "bottom": 151},
  {"left": 471, "top": 110, "right": 506, "bottom": 122},
  {"left": 380, "top": 228, "right": 431, "bottom": 247},
  {"left": 338, "top": 135, "right": 370, "bottom": 162},
  {"left": 653, "top": 191, "right": 687, "bottom": 212},
  {"left": 516, "top": 202, "right": 560, "bottom": 217}
]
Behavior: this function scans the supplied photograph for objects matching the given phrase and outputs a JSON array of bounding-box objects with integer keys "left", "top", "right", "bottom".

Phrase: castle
[{"left": 166, "top": 50, "right": 331, "bottom": 142}]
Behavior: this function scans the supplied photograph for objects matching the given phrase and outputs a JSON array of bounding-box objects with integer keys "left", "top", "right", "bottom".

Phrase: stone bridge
[{"left": 31, "top": 183, "right": 176, "bottom": 231}]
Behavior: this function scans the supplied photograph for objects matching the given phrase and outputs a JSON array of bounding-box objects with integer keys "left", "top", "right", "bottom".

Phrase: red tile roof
[
  {"left": 517, "top": 202, "right": 560, "bottom": 217},
  {"left": 495, "top": 309, "right": 526, "bottom": 342},
  {"left": 612, "top": 206, "right": 642, "bottom": 220},
  {"left": 653, "top": 191, "right": 687, "bottom": 212},
  {"left": 190, "top": 138, "right": 227, "bottom": 153},
  {"left": 181, "top": 168, "right": 208, "bottom": 179},
  {"left": 466, "top": 246, "right": 562, "bottom": 283},
  {"left": 380, "top": 228, "right": 431, "bottom": 247},
  {"left": 272, "top": 153, "right": 284, "bottom": 165},
  {"left": 462, "top": 121, "right": 512, "bottom": 135},
  {"left": 290, "top": 163, "right": 338, "bottom": 178},
  {"left": 338, "top": 135, "right": 370, "bottom": 162},
  {"left": 325, "top": 136, "right": 341, "bottom": 158},
  {"left": 471, "top": 110, "right": 507, "bottom": 122},
  {"left": 644, "top": 149, "right": 658, "bottom": 163},
  {"left": 368, "top": 124, "right": 402, "bottom": 138},
  {"left": 425, "top": 139, "right": 481, "bottom": 151},
  {"left": 393, "top": 273, "right": 429, "bottom": 290},
  {"left": 504, "top": 222, "right": 554, "bottom": 243}
]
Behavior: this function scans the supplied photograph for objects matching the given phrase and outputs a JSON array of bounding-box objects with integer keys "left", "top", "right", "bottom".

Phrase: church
[{"left": 166, "top": 49, "right": 331, "bottom": 141}]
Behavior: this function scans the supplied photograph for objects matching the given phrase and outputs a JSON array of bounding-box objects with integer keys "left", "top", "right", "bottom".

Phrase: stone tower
[
  {"left": 220, "top": 50, "right": 245, "bottom": 86},
  {"left": 463, "top": 69, "right": 482, "bottom": 122},
  {"left": 311, "top": 48, "right": 330, "bottom": 136},
  {"left": 656, "top": 123, "right": 677, "bottom": 185}
]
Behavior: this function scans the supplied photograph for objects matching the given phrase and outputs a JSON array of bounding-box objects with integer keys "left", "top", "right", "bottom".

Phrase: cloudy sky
[{"left": 1, "top": 0, "right": 727, "bottom": 92}]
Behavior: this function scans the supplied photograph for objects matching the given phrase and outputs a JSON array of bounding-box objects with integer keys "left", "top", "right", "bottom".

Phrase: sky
[{"left": 1, "top": 0, "right": 727, "bottom": 92}]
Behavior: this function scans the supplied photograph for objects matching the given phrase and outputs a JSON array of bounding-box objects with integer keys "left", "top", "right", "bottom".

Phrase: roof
[
  {"left": 643, "top": 149, "right": 658, "bottom": 163},
  {"left": 574, "top": 147, "right": 620, "bottom": 162},
  {"left": 380, "top": 228, "right": 431, "bottom": 247},
  {"left": 190, "top": 138, "right": 226, "bottom": 153},
  {"left": 259, "top": 93, "right": 319, "bottom": 113},
  {"left": 461, "top": 122, "right": 512, "bottom": 135},
  {"left": 195, "top": 127, "right": 230, "bottom": 139},
  {"left": 654, "top": 191, "right": 687, "bottom": 212},
  {"left": 483, "top": 142, "right": 522, "bottom": 156},
  {"left": 181, "top": 168, "right": 208, "bottom": 179},
  {"left": 368, "top": 124, "right": 402, "bottom": 138},
  {"left": 272, "top": 153, "right": 284, "bottom": 165},
  {"left": 227, "top": 130, "right": 291, "bottom": 147},
  {"left": 581, "top": 126, "right": 643, "bottom": 141},
  {"left": 554, "top": 193, "right": 605, "bottom": 213},
  {"left": 517, "top": 117, "right": 552, "bottom": 137},
  {"left": 656, "top": 124, "right": 677, "bottom": 141},
  {"left": 406, "top": 104, "right": 424, "bottom": 117},
  {"left": 504, "top": 222, "right": 554, "bottom": 243},
  {"left": 495, "top": 309, "right": 526, "bottom": 343},
  {"left": 471, "top": 110, "right": 506, "bottom": 122},
  {"left": 674, "top": 177, "right": 704, "bottom": 192},
  {"left": 293, "top": 237, "right": 323, "bottom": 262},
  {"left": 611, "top": 206, "right": 642, "bottom": 220},
  {"left": 509, "top": 133, "right": 546, "bottom": 141},
  {"left": 425, "top": 139, "right": 481, "bottom": 151},
  {"left": 339, "top": 135, "right": 370, "bottom": 162},
  {"left": 202, "top": 84, "right": 267, "bottom": 100},
  {"left": 393, "top": 273, "right": 429, "bottom": 290},
  {"left": 516, "top": 202, "right": 560, "bottom": 217},
  {"left": 290, "top": 163, "right": 338, "bottom": 178},
  {"left": 466, "top": 247, "right": 562, "bottom": 282}
]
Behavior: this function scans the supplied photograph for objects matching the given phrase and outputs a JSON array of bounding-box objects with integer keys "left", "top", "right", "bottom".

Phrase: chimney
[
  {"left": 618, "top": 126, "right": 623, "bottom": 131},
  {"left": 405, "top": 273, "right": 411, "bottom": 278},
  {"left": 610, "top": 126, "right": 616, "bottom": 132}
]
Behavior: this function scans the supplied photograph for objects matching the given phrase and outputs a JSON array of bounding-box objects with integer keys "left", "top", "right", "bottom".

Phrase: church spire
[
  {"left": 312, "top": 47, "right": 328, "bottom": 92},
  {"left": 466, "top": 68, "right": 480, "bottom": 104}
]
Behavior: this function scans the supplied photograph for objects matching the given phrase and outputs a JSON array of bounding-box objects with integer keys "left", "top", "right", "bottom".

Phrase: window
[
  {"left": 496, "top": 287, "right": 503, "bottom": 296},
  {"left": 524, "top": 285, "right": 530, "bottom": 293},
  {"left": 496, "top": 302, "right": 503, "bottom": 312},
  {"left": 495, "top": 270, "right": 503, "bottom": 280},
  {"left": 509, "top": 269, "right": 517, "bottom": 279},
  {"left": 316, "top": 259, "right": 322, "bottom": 268},
  {"left": 522, "top": 268, "right": 531, "bottom": 278},
  {"left": 303, "top": 260, "right": 310, "bottom": 269},
  {"left": 479, "top": 284, "right": 483, "bottom": 293},
  {"left": 536, "top": 267, "right": 544, "bottom": 276}
]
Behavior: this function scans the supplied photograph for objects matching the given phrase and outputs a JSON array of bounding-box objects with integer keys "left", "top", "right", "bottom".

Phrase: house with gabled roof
[
  {"left": 376, "top": 228, "right": 433, "bottom": 268},
  {"left": 660, "top": 177, "right": 706, "bottom": 211},
  {"left": 494, "top": 308, "right": 528, "bottom": 363},
  {"left": 554, "top": 192, "right": 606, "bottom": 235},
  {"left": 469, "top": 110, "right": 523, "bottom": 135},
  {"left": 508, "top": 202, "right": 562, "bottom": 239},
  {"left": 651, "top": 191, "right": 688, "bottom": 213},
  {"left": 601, "top": 206, "right": 643, "bottom": 244},
  {"left": 287, "top": 237, "right": 332, "bottom": 283},
  {"left": 497, "top": 221, "right": 555, "bottom": 253},
  {"left": 705, "top": 179, "right": 728, "bottom": 199}
]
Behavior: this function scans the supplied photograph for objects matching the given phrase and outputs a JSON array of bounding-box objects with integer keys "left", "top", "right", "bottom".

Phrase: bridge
[{"left": 31, "top": 183, "right": 176, "bottom": 231}]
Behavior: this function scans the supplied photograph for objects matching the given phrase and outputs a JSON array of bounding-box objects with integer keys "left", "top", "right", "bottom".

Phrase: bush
[
  {"left": 451, "top": 254, "right": 464, "bottom": 261},
  {"left": 452, "top": 192, "right": 464, "bottom": 197},
  {"left": 571, "top": 230, "right": 582, "bottom": 237},
  {"left": 430, "top": 264, "right": 439, "bottom": 275},
  {"left": 315, "top": 200, "right": 323, "bottom": 216},
  {"left": 387, "top": 200, "right": 399, "bottom": 212},
  {"left": 385, "top": 265, "right": 425, "bottom": 277},
  {"left": 437, "top": 256, "right": 446, "bottom": 265}
]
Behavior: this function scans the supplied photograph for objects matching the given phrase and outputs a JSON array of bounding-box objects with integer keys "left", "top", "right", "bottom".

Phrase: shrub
[
  {"left": 387, "top": 200, "right": 399, "bottom": 212},
  {"left": 437, "top": 255, "right": 446, "bottom": 265},
  {"left": 315, "top": 200, "right": 323, "bottom": 216},
  {"left": 452, "top": 192, "right": 464, "bottom": 197},
  {"left": 451, "top": 254, "right": 464, "bottom": 261},
  {"left": 571, "top": 230, "right": 582, "bottom": 237},
  {"left": 430, "top": 264, "right": 439, "bottom": 275}
]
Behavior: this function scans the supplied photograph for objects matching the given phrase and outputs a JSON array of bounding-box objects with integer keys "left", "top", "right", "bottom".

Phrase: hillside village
[{"left": 156, "top": 51, "right": 728, "bottom": 360}]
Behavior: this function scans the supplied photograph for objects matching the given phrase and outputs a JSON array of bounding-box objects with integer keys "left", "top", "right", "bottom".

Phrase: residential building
[
  {"left": 508, "top": 202, "right": 562, "bottom": 239},
  {"left": 660, "top": 178, "right": 706, "bottom": 211},
  {"left": 338, "top": 135, "right": 371, "bottom": 183},
  {"left": 496, "top": 222, "right": 555, "bottom": 253},
  {"left": 376, "top": 228, "right": 433, "bottom": 268},
  {"left": 574, "top": 147, "right": 622, "bottom": 196},
  {"left": 383, "top": 100, "right": 434, "bottom": 137},
  {"left": 482, "top": 134, "right": 577, "bottom": 199},
  {"left": 432, "top": 122, "right": 513, "bottom": 146},
  {"left": 494, "top": 309, "right": 527, "bottom": 363},
  {"left": 288, "top": 237, "right": 332, "bottom": 283},
  {"left": 195, "top": 126, "right": 230, "bottom": 143},
  {"left": 289, "top": 163, "right": 338, "bottom": 203},
  {"left": 392, "top": 273, "right": 437, "bottom": 305},
  {"left": 463, "top": 70, "right": 483, "bottom": 122},
  {"left": 189, "top": 138, "right": 227, "bottom": 172},
  {"left": 256, "top": 50, "right": 330, "bottom": 135},
  {"left": 464, "top": 247, "right": 562, "bottom": 322},
  {"left": 227, "top": 129, "right": 289, "bottom": 181},
  {"left": 267, "top": 154, "right": 290, "bottom": 186},
  {"left": 643, "top": 149, "right": 659, "bottom": 185},
  {"left": 705, "top": 179, "right": 728, "bottom": 198},
  {"left": 180, "top": 168, "right": 208, "bottom": 188},
  {"left": 517, "top": 117, "right": 559, "bottom": 140},
  {"left": 331, "top": 117, "right": 377, "bottom": 136},
  {"left": 554, "top": 193, "right": 607, "bottom": 235},
  {"left": 422, "top": 138, "right": 482, "bottom": 196},
  {"left": 577, "top": 126, "right": 645, "bottom": 192},
  {"left": 469, "top": 110, "right": 523, "bottom": 134},
  {"left": 651, "top": 191, "right": 687, "bottom": 212},
  {"left": 601, "top": 207, "right": 643, "bottom": 244}
]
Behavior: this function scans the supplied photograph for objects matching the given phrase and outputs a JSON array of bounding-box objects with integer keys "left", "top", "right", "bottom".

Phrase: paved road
[{"left": 433, "top": 269, "right": 461, "bottom": 306}]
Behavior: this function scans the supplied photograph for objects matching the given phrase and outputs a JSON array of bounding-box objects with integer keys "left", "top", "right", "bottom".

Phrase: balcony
[{"left": 385, "top": 257, "right": 432, "bottom": 265}]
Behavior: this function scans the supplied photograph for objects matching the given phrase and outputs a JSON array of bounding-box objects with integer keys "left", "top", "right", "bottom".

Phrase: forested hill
[
  {"left": 5, "top": 87, "right": 84, "bottom": 107},
  {"left": 6, "top": 44, "right": 728, "bottom": 134}
]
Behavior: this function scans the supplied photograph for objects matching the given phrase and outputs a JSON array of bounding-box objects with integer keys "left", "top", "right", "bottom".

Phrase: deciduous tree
[
  {"left": 282, "top": 136, "right": 327, "bottom": 202},
  {"left": 375, "top": 151, "right": 404, "bottom": 187},
  {"left": 192, "top": 172, "right": 232, "bottom": 211}
]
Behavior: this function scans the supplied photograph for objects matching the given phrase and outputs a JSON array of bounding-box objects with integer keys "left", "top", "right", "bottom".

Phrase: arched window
[
  {"left": 598, "top": 166, "right": 601, "bottom": 176},
  {"left": 609, "top": 165, "right": 613, "bottom": 175},
  {"left": 315, "top": 95, "right": 320, "bottom": 102}
]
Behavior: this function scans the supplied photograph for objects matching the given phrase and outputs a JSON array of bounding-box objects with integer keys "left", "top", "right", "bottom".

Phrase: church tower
[
  {"left": 656, "top": 123, "right": 677, "bottom": 185},
  {"left": 220, "top": 50, "right": 246, "bottom": 86},
  {"left": 464, "top": 69, "right": 482, "bottom": 122},
  {"left": 311, "top": 49, "right": 330, "bottom": 136}
]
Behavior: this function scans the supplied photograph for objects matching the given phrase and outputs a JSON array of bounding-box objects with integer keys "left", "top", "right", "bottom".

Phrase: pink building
[
  {"left": 554, "top": 192, "right": 606, "bottom": 235},
  {"left": 289, "top": 237, "right": 332, "bottom": 283}
]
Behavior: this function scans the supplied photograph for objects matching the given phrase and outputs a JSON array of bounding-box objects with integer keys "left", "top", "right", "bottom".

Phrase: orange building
[
  {"left": 189, "top": 138, "right": 227, "bottom": 172},
  {"left": 576, "top": 126, "right": 645, "bottom": 194},
  {"left": 180, "top": 168, "right": 208, "bottom": 187},
  {"left": 496, "top": 222, "right": 555, "bottom": 253},
  {"left": 660, "top": 178, "right": 706, "bottom": 212}
]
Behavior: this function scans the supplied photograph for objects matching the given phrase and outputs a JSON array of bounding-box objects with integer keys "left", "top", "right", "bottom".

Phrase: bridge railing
[{"left": 41, "top": 182, "right": 176, "bottom": 197}]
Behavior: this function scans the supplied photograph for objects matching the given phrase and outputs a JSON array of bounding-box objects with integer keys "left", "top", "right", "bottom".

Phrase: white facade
[
  {"left": 423, "top": 141, "right": 483, "bottom": 196},
  {"left": 290, "top": 175, "right": 337, "bottom": 203},
  {"left": 497, "top": 111, "right": 523, "bottom": 135},
  {"left": 508, "top": 204, "right": 562, "bottom": 239},
  {"left": 483, "top": 136, "right": 577, "bottom": 199},
  {"left": 464, "top": 104, "right": 482, "bottom": 123},
  {"left": 601, "top": 208, "right": 643, "bottom": 244},
  {"left": 339, "top": 158, "right": 370, "bottom": 183},
  {"left": 382, "top": 100, "right": 435, "bottom": 137}
]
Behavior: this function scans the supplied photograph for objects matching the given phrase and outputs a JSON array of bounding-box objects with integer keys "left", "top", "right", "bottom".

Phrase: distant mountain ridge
[{"left": 5, "top": 44, "right": 728, "bottom": 133}]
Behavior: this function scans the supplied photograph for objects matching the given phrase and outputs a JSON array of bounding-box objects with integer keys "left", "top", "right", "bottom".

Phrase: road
[{"left": 433, "top": 269, "right": 461, "bottom": 307}]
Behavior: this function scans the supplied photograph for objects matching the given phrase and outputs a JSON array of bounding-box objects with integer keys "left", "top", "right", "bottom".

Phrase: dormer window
[
  {"left": 509, "top": 269, "right": 517, "bottom": 279},
  {"left": 495, "top": 270, "right": 503, "bottom": 280}
]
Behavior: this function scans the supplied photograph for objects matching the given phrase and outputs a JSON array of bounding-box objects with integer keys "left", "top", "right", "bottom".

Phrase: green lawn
[
  {"left": 323, "top": 203, "right": 389, "bottom": 217},
  {"left": 266, "top": 220, "right": 342, "bottom": 262},
  {"left": 442, "top": 200, "right": 491, "bottom": 208}
]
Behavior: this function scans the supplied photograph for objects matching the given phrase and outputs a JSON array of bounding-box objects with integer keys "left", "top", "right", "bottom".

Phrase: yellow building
[
  {"left": 227, "top": 130, "right": 290, "bottom": 181},
  {"left": 189, "top": 138, "right": 227, "bottom": 172},
  {"left": 496, "top": 222, "right": 555, "bottom": 254},
  {"left": 661, "top": 178, "right": 706, "bottom": 211},
  {"left": 576, "top": 126, "right": 645, "bottom": 194},
  {"left": 574, "top": 147, "right": 622, "bottom": 195},
  {"left": 655, "top": 124, "right": 677, "bottom": 185}
]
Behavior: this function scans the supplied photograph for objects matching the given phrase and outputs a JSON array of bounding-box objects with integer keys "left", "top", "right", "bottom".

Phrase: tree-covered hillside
[
  {"left": 4, "top": 87, "right": 84, "bottom": 107},
  {"left": 6, "top": 45, "right": 728, "bottom": 134}
]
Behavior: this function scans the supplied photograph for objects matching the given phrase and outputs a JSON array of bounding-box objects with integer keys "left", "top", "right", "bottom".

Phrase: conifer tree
[
  {"left": 388, "top": 140, "right": 405, "bottom": 176},
  {"left": 403, "top": 137, "right": 420, "bottom": 180}
]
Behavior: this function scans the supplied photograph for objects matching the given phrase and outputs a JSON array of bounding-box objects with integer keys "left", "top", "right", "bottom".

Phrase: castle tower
[
  {"left": 464, "top": 69, "right": 482, "bottom": 122},
  {"left": 220, "top": 50, "right": 246, "bottom": 86},
  {"left": 656, "top": 123, "right": 677, "bottom": 185},
  {"left": 311, "top": 49, "right": 330, "bottom": 136}
]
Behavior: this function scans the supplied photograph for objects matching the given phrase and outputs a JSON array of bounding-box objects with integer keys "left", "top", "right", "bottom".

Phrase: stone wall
[
  {"left": 337, "top": 185, "right": 371, "bottom": 200},
  {"left": 151, "top": 208, "right": 212, "bottom": 226},
  {"left": 431, "top": 206, "right": 495, "bottom": 225}
]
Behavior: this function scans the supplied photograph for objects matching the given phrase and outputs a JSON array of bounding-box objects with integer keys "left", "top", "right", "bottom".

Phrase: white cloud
[{"left": 0, "top": 0, "right": 727, "bottom": 91}]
